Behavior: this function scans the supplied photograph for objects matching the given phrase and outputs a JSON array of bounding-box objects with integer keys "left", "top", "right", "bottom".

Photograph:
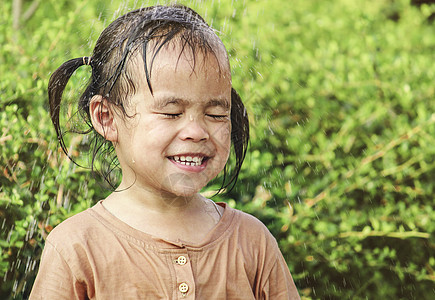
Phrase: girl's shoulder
[
  {"left": 220, "top": 203, "right": 279, "bottom": 249},
  {"left": 45, "top": 202, "right": 104, "bottom": 246},
  {"left": 224, "top": 203, "right": 273, "bottom": 233}
]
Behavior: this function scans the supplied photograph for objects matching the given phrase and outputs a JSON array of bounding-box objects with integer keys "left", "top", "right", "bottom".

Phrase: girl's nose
[{"left": 179, "top": 115, "right": 209, "bottom": 142}]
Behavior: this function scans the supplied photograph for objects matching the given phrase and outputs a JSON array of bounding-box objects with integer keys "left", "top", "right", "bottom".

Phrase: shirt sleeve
[
  {"left": 261, "top": 253, "right": 300, "bottom": 300},
  {"left": 29, "top": 239, "right": 87, "bottom": 300}
]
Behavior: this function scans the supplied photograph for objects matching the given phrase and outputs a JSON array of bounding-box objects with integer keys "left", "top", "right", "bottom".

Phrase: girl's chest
[{"left": 84, "top": 243, "right": 257, "bottom": 299}]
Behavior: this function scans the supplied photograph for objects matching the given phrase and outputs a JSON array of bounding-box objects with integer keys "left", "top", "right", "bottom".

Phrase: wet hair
[{"left": 48, "top": 4, "right": 249, "bottom": 193}]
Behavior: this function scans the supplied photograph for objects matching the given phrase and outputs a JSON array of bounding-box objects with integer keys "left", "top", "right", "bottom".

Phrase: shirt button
[
  {"left": 176, "top": 255, "right": 187, "bottom": 265},
  {"left": 179, "top": 282, "right": 189, "bottom": 293}
]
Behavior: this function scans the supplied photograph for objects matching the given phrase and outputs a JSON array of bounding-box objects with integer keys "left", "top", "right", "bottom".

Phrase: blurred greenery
[{"left": 1, "top": 0, "right": 434, "bottom": 299}]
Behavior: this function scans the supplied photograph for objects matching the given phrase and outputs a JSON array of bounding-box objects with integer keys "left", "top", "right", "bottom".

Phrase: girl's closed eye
[
  {"left": 157, "top": 111, "right": 229, "bottom": 121},
  {"left": 204, "top": 99, "right": 230, "bottom": 121},
  {"left": 162, "top": 112, "right": 182, "bottom": 119},
  {"left": 205, "top": 107, "right": 230, "bottom": 121},
  {"left": 206, "top": 113, "right": 229, "bottom": 121}
]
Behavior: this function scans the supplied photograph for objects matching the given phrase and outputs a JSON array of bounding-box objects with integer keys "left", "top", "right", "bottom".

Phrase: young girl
[{"left": 30, "top": 4, "right": 299, "bottom": 299}]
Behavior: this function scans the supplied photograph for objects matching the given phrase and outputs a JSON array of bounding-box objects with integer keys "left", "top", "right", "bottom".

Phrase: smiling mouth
[{"left": 168, "top": 155, "right": 209, "bottom": 166}]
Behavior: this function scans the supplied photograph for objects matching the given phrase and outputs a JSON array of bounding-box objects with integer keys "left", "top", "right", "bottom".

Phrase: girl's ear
[{"left": 89, "top": 95, "right": 118, "bottom": 142}]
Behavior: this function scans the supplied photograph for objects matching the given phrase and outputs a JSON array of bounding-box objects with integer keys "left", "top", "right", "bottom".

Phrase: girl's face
[{"left": 113, "top": 44, "right": 232, "bottom": 199}]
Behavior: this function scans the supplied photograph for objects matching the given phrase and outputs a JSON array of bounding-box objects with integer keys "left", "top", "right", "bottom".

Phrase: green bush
[{"left": 1, "top": 0, "right": 434, "bottom": 299}]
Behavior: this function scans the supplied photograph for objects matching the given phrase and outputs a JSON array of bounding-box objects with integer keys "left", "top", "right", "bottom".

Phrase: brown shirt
[{"left": 30, "top": 201, "right": 300, "bottom": 299}]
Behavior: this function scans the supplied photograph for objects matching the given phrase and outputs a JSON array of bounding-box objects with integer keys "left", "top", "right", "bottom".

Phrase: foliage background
[{"left": 1, "top": 0, "right": 434, "bottom": 299}]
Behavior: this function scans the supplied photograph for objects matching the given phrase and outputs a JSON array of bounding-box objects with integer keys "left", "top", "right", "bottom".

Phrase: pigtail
[
  {"left": 48, "top": 57, "right": 90, "bottom": 156},
  {"left": 231, "top": 87, "right": 249, "bottom": 161},
  {"left": 221, "top": 88, "right": 249, "bottom": 192}
]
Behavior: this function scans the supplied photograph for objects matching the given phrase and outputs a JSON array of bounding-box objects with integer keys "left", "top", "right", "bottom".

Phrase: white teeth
[{"left": 172, "top": 155, "right": 204, "bottom": 166}]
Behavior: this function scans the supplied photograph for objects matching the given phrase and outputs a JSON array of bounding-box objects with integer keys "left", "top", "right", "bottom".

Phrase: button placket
[{"left": 173, "top": 252, "right": 195, "bottom": 299}]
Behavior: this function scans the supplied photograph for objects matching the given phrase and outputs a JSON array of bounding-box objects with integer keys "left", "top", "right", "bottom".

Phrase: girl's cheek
[
  {"left": 216, "top": 123, "right": 231, "bottom": 161},
  {"left": 215, "top": 122, "right": 231, "bottom": 143}
]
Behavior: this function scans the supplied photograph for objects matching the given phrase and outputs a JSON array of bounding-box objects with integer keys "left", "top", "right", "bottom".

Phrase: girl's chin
[{"left": 159, "top": 172, "right": 209, "bottom": 197}]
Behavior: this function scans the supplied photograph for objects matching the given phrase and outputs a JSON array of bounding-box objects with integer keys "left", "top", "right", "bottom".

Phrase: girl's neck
[
  {"left": 106, "top": 183, "right": 200, "bottom": 214},
  {"left": 101, "top": 187, "right": 223, "bottom": 244}
]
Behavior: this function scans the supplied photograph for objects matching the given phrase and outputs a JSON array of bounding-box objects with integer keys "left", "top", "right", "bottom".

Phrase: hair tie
[{"left": 83, "top": 56, "right": 91, "bottom": 66}]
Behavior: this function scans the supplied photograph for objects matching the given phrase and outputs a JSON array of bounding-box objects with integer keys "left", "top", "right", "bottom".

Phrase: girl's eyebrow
[
  {"left": 153, "top": 97, "right": 230, "bottom": 110},
  {"left": 205, "top": 99, "right": 230, "bottom": 110},
  {"left": 152, "top": 97, "right": 187, "bottom": 109}
]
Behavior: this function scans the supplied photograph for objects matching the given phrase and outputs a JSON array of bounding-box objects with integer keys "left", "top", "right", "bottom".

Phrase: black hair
[{"left": 48, "top": 4, "right": 249, "bottom": 193}]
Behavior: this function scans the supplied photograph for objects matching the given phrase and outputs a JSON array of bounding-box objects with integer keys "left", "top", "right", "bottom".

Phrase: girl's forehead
[
  {"left": 157, "top": 48, "right": 229, "bottom": 77},
  {"left": 127, "top": 40, "right": 231, "bottom": 85}
]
